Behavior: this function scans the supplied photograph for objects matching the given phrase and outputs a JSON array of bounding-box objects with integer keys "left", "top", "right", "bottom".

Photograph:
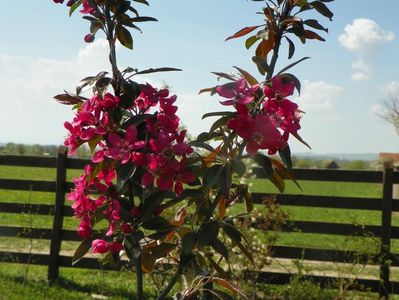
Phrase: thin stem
[
  {"left": 104, "top": 6, "right": 122, "bottom": 94},
  {"left": 204, "top": 192, "right": 223, "bottom": 223},
  {"left": 266, "top": 35, "right": 281, "bottom": 80},
  {"left": 156, "top": 264, "right": 183, "bottom": 300},
  {"left": 136, "top": 256, "right": 144, "bottom": 300}
]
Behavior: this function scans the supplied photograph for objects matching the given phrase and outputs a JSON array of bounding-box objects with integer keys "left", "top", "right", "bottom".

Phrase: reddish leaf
[
  {"left": 233, "top": 66, "right": 259, "bottom": 86},
  {"left": 212, "top": 277, "right": 246, "bottom": 296},
  {"left": 310, "top": 1, "right": 334, "bottom": 21},
  {"left": 211, "top": 72, "right": 236, "bottom": 81},
  {"left": 225, "top": 26, "right": 262, "bottom": 41},
  {"left": 255, "top": 35, "right": 275, "bottom": 59},
  {"left": 53, "top": 93, "right": 85, "bottom": 105},
  {"left": 263, "top": 7, "right": 275, "bottom": 22},
  {"left": 303, "top": 30, "right": 326, "bottom": 41},
  {"left": 292, "top": 131, "right": 311, "bottom": 149},
  {"left": 199, "top": 87, "right": 216, "bottom": 95}
]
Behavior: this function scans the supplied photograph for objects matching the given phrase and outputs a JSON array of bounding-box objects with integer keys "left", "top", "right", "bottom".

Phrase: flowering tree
[{"left": 53, "top": 0, "right": 333, "bottom": 298}]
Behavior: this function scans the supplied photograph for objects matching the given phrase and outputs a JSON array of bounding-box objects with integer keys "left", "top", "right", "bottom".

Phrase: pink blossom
[
  {"left": 77, "top": 215, "right": 92, "bottom": 239},
  {"left": 80, "top": 0, "right": 96, "bottom": 14},
  {"left": 103, "top": 125, "right": 144, "bottom": 164},
  {"left": 108, "top": 241, "right": 123, "bottom": 252},
  {"left": 228, "top": 108, "right": 284, "bottom": 155},
  {"left": 91, "top": 239, "right": 108, "bottom": 254},
  {"left": 264, "top": 76, "right": 295, "bottom": 100},
  {"left": 216, "top": 78, "right": 256, "bottom": 106}
]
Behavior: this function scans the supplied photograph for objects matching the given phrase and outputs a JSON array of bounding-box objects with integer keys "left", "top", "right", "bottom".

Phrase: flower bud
[{"left": 84, "top": 33, "right": 95, "bottom": 43}]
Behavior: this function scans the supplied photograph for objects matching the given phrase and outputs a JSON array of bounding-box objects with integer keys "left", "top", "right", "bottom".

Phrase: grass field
[{"left": 0, "top": 163, "right": 396, "bottom": 299}]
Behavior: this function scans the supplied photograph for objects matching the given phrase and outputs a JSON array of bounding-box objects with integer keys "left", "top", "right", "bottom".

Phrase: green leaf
[
  {"left": 188, "top": 140, "right": 214, "bottom": 152},
  {"left": 150, "top": 243, "right": 176, "bottom": 259},
  {"left": 211, "top": 72, "right": 236, "bottom": 81},
  {"left": 90, "top": 20, "right": 102, "bottom": 34},
  {"left": 147, "top": 226, "right": 176, "bottom": 240},
  {"left": 202, "top": 111, "right": 235, "bottom": 120},
  {"left": 203, "top": 165, "right": 224, "bottom": 189},
  {"left": 181, "top": 232, "right": 197, "bottom": 256},
  {"left": 254, "top": 154, "right": 285, "bottom": 192},
  {"left": 231, "top": 159, "right": 246, "bottom": 177},
  {"left": 72, "top": 238, "right": 92, "bottom": 265},
  {"left": 198, "top": 221, "right": 219, "bottom": 247},
  {"left": 133, "top": 0, "right": 149, "bottom": 5},
  {"left": 209, "top": 115, "right": 233, "bottom": 133},
  {"left": 196, "top": 131, "right": 222, "bottom": 143},
  {"left": 120, "top": 80, "right": 141, "bottom": 105},
  {"left": 252, "top": 56, "right": 269, "bottom": 75},
  {"left": 244, "top": 192, "right": 253, "bottom": 213},
  {"left": 69, "top": 0, "right": 83, "bottom": 17},
  {"left": 116, "top": 25, "right": 133, "bottom": 49},
  {"left": 219, "top": 165, "right": 232, "bottom": 195},
  {"left": 133, "top": 67, "right": 182, "bottom": 76},
  {"left": 140, "top": 251, "right": 155, "bottom": 273},
  {"left": 304, "top": 19, "right": 328, "bottom": 32},
  {"left": 142, "top": 216, "right": 171, "bottom": 230},
  {"left": 254, "top": 154, "right": 274, "bottom": 176},
  {"left": 129, "top": 16, "right": 158, "bottom": 22},
  {"left": 211, "top": 239, "right": 229, "bottom": 259},
  {"left": 279, "top": 73, "right": 302, "bottom": 94},
  {"left": 285, "top": 36, "right": 295, "bottom": 59},
  {"left": 141, "top": 192, "right": 165, "bottom": 218},
  {"left": 245, "top": 35, "right": 259, "bottom": 49},
  {"left": 309, "top": 1, "right": 334, "bottom": 21},
  {"left": 222, "top": 222, "right": 242, "bottom": 243},
  {"left": 116, "top": 162, "right": 136, "bottom": 192},
  {"left": 279, "top": 145, "right": 293, "bottom": 170},
  {"left": 277, "top": 57, "right": 310, "bottom": 76},
  {"left": 295, "top": 0, "right": 308, "bottom": 7}
]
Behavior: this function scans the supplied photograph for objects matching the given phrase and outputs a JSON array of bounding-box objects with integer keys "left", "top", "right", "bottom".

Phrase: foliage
[{"left": 52, "top": 0, "right": 334, "bottom": 298}]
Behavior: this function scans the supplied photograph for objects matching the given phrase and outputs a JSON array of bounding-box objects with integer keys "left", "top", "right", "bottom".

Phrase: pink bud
[
  {"left": 131, "top": 207, "right": 141, "bottom": 218},
  {"left": 84, "top": 34, "right": 95, "bottom": 43},
  {"left": 91, "top": 239, "right": 108, "bottom": 254}
]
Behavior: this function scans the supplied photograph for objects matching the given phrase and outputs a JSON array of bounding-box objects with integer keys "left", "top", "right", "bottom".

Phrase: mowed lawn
[
  {"left": 0, "top": 163, "right": 398, "bottom": 298},
  {"left": 0, "top": 164, "right": 393, "bottom": 252}
]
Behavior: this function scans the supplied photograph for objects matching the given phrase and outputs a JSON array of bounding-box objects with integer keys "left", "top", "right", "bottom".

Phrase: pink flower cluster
[
  {"left": 64, "top": 93, "right": 119, "bottom": 155},
  {"left": 64, "top": 83, "right": 195, "bottom": 254},
  {"left": 216, "top": 75, "right": 302, "bottom": 155}
]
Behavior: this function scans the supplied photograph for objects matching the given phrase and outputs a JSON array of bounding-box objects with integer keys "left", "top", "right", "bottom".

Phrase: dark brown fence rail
[{"left": 0, "top": 147, "right": 398, "bottom": 297}]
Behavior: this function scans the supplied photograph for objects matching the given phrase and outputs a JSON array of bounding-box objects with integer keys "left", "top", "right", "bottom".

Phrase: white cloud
[
  {"left": 176, "top": 93, "right": 232, "bottom": 136},
  {"left": 351, "top": 59, "right": 372, "bottom": 81},
  {"left": 296, "top": 80, "right": 343, "bottom": 113},
  {"left": 378, "top": 81, "right": 399, "bottom": 98},
  {"left": 338, "top": 18, "right": 395, "bottom": 81},
  {"left": 0, "top": 39, "right": 111, "bottom": 145},
  {"left": 0, "top": 38, "right": 220, "bottom": 145}
]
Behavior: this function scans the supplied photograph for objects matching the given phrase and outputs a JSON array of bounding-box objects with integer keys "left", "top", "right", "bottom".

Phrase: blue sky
[{"left": 0, "top": 1, "right": 398, "bottom": 154}]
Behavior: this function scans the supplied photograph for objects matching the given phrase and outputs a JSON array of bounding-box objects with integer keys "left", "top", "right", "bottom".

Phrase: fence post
[
  {"left": 380, "top": 161, "right": 393, "bottom": 298},
  {"left": 48, "top": 146, "right": 68, "bottom": 281}
]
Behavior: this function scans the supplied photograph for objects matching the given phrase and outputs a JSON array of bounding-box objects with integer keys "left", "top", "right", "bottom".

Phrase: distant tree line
[
  {"left": 292, "top": 156, "right": 373, "bottom": 170},
  {"left": 0, "top": 143, "right": 377, "bottom": 169},
  {"left": 0, "top": 143, "right": 90, "bottom": 158}
]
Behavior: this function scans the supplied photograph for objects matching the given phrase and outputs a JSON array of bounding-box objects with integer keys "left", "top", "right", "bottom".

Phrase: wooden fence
[{"left": 1, "top": 147, "right": 399, "bottom": 297}]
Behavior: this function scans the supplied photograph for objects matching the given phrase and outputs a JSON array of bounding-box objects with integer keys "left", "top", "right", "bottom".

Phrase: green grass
[
  {"left": 0, "top": 263, "right": 157, "bottom": 299},
  {"left": 0, "top": 164, "right": 396, "bottom": 298}
]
